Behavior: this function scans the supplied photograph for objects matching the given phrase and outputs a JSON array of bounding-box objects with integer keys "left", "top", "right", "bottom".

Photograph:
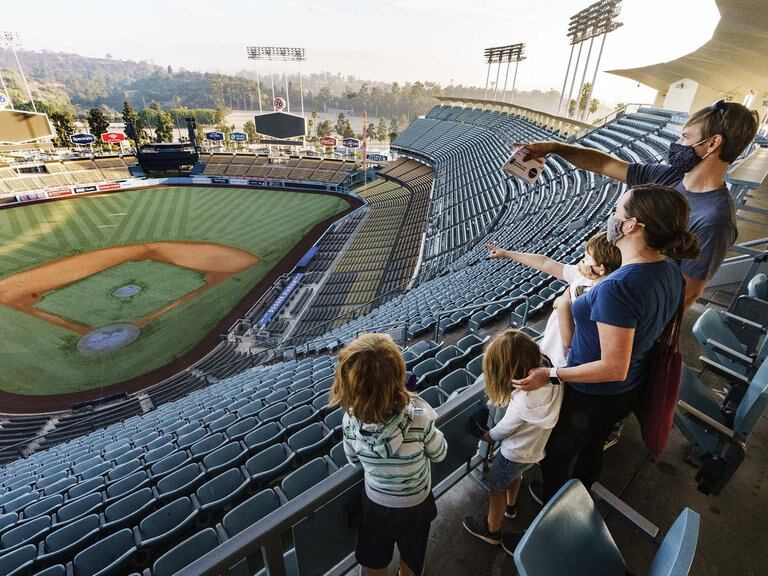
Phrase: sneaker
[
  {"left": 462, "top": 515, "right": 501, "bottom": 545},
  {"left": 528, "top": 481, "right": 544, "bottom": 506},
  {"left": 504, "top": 504, "right": 517, "bottom": 519},
  {"left": 604, "top": 421, "right": 625, "bottom": 451},
  {"left": 501, "top": 531, "right": 526, "bottom": 556}
]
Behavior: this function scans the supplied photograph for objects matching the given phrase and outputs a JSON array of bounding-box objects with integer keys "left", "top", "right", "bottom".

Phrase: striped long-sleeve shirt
[{"left": 342, "top": 396, "right": 447, "bottom": 508}]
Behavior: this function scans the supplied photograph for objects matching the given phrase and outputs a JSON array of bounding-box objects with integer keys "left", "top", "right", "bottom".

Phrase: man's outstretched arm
[{"left": 518, "top": 141, "right": 631, "bottom": 184}]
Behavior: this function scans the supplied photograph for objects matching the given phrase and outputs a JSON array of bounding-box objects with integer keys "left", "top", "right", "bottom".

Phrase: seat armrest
[
  {"left": 720, "top": 311, "right": 766, "bottom": 333},
  {"left": 705, "top": 339, "right": 754, "bottom": 366},
  {"left": 699, "top": 356, "right": 750, "bottom": 386},
  {"left": 677, "top": 400, "right": 735, "bottom": 443},
  {"left": 591, "top": 483, "right": 659, "bottom": 542}
]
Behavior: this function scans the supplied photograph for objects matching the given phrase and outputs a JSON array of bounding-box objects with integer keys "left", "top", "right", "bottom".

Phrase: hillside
[{"left": 0, "top": 48, "right": 609, "bottom": 121}]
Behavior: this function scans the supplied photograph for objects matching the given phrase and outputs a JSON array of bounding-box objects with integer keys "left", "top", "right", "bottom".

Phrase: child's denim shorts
[{"left": 488, "top": 452, "right": 534, "bottom": 491}]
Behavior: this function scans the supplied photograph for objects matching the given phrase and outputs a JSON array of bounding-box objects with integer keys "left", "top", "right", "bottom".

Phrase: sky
[{"left": 3, "top": 0, "right": 721, "bottom": 106}]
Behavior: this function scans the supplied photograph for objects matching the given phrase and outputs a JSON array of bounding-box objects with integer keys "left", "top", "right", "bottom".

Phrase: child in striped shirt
[{"left": 331, "top": 333, "right": 447, "bottom": 576}]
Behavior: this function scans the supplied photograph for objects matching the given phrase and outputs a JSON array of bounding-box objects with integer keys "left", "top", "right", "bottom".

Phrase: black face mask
[{"left": 667, "top": 137, "right": 711, "bottom": 173}]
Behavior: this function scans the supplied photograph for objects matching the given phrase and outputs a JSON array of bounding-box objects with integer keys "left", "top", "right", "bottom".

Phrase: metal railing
[
  {"left": 187, "top": 380, "right": 487, "bottom": 576},
  {"left": 567, "top": 102, "right": 651, "bottom": 143}
]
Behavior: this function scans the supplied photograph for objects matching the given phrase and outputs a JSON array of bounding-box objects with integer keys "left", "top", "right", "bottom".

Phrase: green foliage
[
  {"left": 244, "top": 120, "right": 258, "bottom": 143},
  {"left": 155, "top": 110, "right": 174, "bottom": 142},
  {"left": 578, "top": 82, "right": 592, "bottom": 116},
  {"left": 316, "top": 119, "right": 332, "bottom": 137},
  {"left": 334, "top": 112, "right": 348, "bottom": 136},
  {"left": 376, "top": 117, "right": 387, "bottom": 141},
  {"left": 50, "top": 110, "right": 75, "bottom": 146},
  {"left": 86, "top": 107, "right": 109, "bottom": 139},
  {"left": 388, "top": 117, "right": 399, "bottom": 140}
]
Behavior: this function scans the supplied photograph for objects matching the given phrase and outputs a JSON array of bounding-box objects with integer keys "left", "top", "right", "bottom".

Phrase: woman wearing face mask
[
  {"left": 515, "top": 100, "right": 759, "bottom": 309},
  {"left": 508, "top": 184, "right": 700, "bottom": 517}
]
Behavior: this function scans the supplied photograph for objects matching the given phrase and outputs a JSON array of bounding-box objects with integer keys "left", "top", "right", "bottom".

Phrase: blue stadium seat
[
  {"left": 156, "top": 463, "right": 206, "bottom": 502},
  {"left": 2, "top": 514, "right": 51, "bottom": 550},
  {"left": 0, "top": 544, "right": 37, "bottom": 576},
  {"left": 55, "top": 493, "right": 102, "bottom": 525},
  {"left": 194, "top": 468, "right": 249, "bottom": 516},
  {"left": 244, "top": 443, "right": 295, "bottom": 489},
  {"left": 38, "top": 514, "right": 101, "bottom": 564},
  {"left": 72, "top": 527, "right": 137, "bottom": 576},
  {"left": 203, "top": 441, "right": 248, "bottom": 475},
  {"left": 102, "top": 487, "right": 155, "bottom": 531},
  {"left": 286, "top": 423, "right": 335, "bottom": 464},
  {"left": 136, "top": 496, "right": 198, "bottom": 550},
  {"left": 243, "top": 423, "right": 285, "bottom": 454},
  {"left": 152, "top": 528, "right": 220, "bottom": 576},
  {"left": 220, "top": 489, "right": 281, "bottom": 538},
  {"left": 280, "top": 458, "right": 331, "bottom": 501},
  {"left": 513, "top": 480, "right": 699, "bottom": 576}
]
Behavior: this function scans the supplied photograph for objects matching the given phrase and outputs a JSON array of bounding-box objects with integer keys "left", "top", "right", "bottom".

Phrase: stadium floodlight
[
  {"left": 557, "top": 0, "right": 623, "bottom": 118},
  {"left": 483, "top": 43, "right": 526, "bottom": 103},
  {"left": 1, "top": 31, "right": 35, "bottom": 112},
  {"left": 247, "top": 46, "right": 307, "bottom": 115}
]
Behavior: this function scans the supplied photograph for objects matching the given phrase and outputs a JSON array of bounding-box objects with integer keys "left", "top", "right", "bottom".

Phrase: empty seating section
[
  {"left": 291, "top": 165, "right": 434, "bottom": 340},
  {"left": 199, "top": 154, "right": 355, "bottom": 185},
  {"left": 0, "top": 157, "right": 136, "bottom": 194},
  {"left": 301, "top": 104, "right": 686, "bottom": 353}
]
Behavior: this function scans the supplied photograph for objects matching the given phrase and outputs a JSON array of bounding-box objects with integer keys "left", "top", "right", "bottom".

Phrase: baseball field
[{"left": 0, "top": 186, "right": 351, "bottom": 399}]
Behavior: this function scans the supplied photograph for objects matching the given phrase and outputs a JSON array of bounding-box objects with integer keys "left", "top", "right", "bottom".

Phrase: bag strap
[{"left": 666, "top": 279, "right": 687, "bottom": 353}]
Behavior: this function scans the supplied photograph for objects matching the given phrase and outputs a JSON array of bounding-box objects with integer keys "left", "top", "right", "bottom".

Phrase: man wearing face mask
[{"left": 518, "top": 100, "right": 759, "bottom": 308}]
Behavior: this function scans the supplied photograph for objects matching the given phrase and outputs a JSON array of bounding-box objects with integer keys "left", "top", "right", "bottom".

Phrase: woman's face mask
[{"left": 667, "top": 136, "right": 713, "bottom": 172}]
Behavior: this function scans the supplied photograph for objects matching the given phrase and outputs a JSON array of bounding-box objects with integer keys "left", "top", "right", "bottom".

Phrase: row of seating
[
  {"left": 0, "top": 157, "right": 136, "bottom": 195},
  {"left": 198, "top": 154, "right": 354, "bottom": 185}
]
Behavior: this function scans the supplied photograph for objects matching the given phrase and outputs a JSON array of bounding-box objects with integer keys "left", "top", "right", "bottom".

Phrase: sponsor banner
[
  {"left": 257, "top": 273, "right": 305, "bottom": 327},
  {"left": 319, "top": 136, "right": 337, "bottom": 147},
  {"left": 101, "top": 132, "right": 126, "bottom": 143},
  {"left": 229, "top": 178, "right": 248, "bottom": 186},
  {"left": 211, "top": 176, "right": 229, "bottom": 184},
  {"left": 273, "top": 96, "right": 286, "bottom": 111},
  {"left": 70, "top": 133, "right": 96, "bottom": 145},
  {"left": 249, "top": 179, "right": 266, "bottom": 187},
  {"left": 106, "top": 123, "right": 124, "bottom": 133},
  {"left": 0, "top": 195, "right": 19, "bottom": 206},
  {"left": 366, "top": 153, "right": 387, "bottom": 162},
  {"left": 192, "top": 177, "right": 212, "bottom": 184},
  {"left": 342, "top": 138, "right": 360, "bottom": 148},
  {"left": 230, "top": 132, "right": 248, "bottom": 142},
  {"left": 17, "top": 191, "right": 47, "bottom": 202},
  {"left": 74, "top": 185, "right": 98, "bottom": 194},
  {"left": 296, "top": 246, "right": 318, "bottom": 268},
  {"left": 47, "top": 188, "right": 74, "bottom": 198},
  {"left": 98, "top": 182, "right": 121, "bottom": 191},
  {"left": 205, "top": 131, "right": 225, "bottom": 141}
]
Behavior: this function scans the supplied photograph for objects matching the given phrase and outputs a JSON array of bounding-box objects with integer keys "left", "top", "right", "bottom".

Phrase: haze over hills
[{"left": 0, "top": 48, "right": 612, "bottom": 122}]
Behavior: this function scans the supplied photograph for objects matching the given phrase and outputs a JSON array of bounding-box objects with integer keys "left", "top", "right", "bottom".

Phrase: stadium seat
[
  {"left": 439, "top": 369, "right": 473, "bottom": 397},
  {"left": 150, "top": 451, "right": 189, "bottom": 480},
  {"left": 102, "top": 488, "right": 155, "bottom": 531},
  {"left": 156, "top": 463, "right": 206, "bottom": 502},
  {"left": 675, "top": 360, "right": 768, "bottom": 494},
  {"left": 328, "top": 442, "right": 348, "bottom": 469},
  {"left": 243, "top": 423, "right": 285, "bottom": 453},
  {"left": 144, "top": 443, "right": 177, "bottom": 465},
  {"left": 225, "top": 416, "right": 260, "bottom": 441},
  {"left": 23, "top": 494, "right": 63, "bottom": 519},
  {"left": 513, "top": 480, "right": 699, "bottom": 576},
  {"left": 56, "top": 493, "right": 102, "bottom": 525},
  {"left": 67, "top": 477, "right": 105, "bottom": 500},
  {"left": 0, "top": 544, "right": 37, "bottom": 576},
  {"left": 136, "top": 496, "right": 198, "bottom": 550},
  {"left": 244, "top": 443, "right": 295, "bottom": 489},
  {"left": 747, "top": 273, "right": 767, "bottom": 301},
  {"left": 280, "top": 457, "right": 331, "bottom": 501},
  {"left": 34, "top": 564, "right": 66, "bottom": 576},
  {"left": 72, "top": 528, "right": 137, "bottom": 576},
  {"left": 152, "top": 527, "right": 220, "bottom": 576},
  {"left": 38, "top": 514, "right": 101, "bottom": 564},
  {"left": 190, "top": 433, "right": 227, "bottom": 460},
  {"left": 280, "top": 405, "right": 318, "bottom": 435},
  {"left": 465, "top": 355, "right": 484, "bottom": 379},
  {"left": 2, "top": 514, "right": 51, "bottom": 550},
  {"left": 194, "top": 468, "right": 249, "bottom": 516},
  {"left": 104, "top": 470, "right": 150, "bottom": 503},
  {"left": 203, "top": 441, "right": 248, "bottom": 475},
  {"left": 220, "top": 489, "right": 281, "bottom": 538},
  {"left": 286, "top": 423, "right": 335, "bottom": 463},
  {"left": 419, "top": 386, "right": 446, "bottom": 408}
]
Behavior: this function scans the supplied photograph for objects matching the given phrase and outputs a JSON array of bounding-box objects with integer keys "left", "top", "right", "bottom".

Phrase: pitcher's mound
[{"left": 77, "top": 323, "right": 140, "bottom": 355}]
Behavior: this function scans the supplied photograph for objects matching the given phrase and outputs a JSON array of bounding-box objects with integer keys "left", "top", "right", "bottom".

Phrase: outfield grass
[
  {"left": 0, "top": 187, "right": 349, "bottom": 395},
  {"left": 36, "top": 260, "right": 206, "bottom": 327}
]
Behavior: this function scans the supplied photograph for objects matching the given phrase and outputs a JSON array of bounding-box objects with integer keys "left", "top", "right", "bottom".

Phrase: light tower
[
  {"left": 557, "top": 0, "right": 623, "bottom": 119},
  {"left": 483, "top": 44, "right": 526, "bottom": 104},
  {"left": 246, "top": 46, "right": 307, "bottom": 116},
  {"left": 2, "top": 31, "right": 36, "bottom": 112}
]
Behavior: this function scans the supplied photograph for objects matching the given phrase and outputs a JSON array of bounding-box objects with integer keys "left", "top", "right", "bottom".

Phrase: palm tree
[{"left": 588, "top": 98, "right": 600, "bottom": 120}]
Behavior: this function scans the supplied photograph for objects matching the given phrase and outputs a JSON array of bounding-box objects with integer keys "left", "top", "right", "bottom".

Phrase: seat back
[
  {"left": 281, "top": 458, "right": 329, "bottom": 500},
  {"left": 140, "top": 497, "right": 196, "bottom": 540},
  {"left": 45, "top": 514, "right": 100, "bottom": 552},
  {"left": 514, "top": 480, "right": 627, "bottom": 576},
  {"left": 692, "top": 309, "right": 746, "bottom": 370},
  {"left": 646, "top": 508, "right": 700, "bottom": 576},
  {"left": 222, "top": 489, "right": 281, "bottom": 537},
  {"left": 747, "top": 273, "right": 767, "bottom": 301},
  {"left": 73, "top": 528, "right": 135, "bottom": 576},
  {"left": 152, "top": 528, "right": 219, "bottom": 576},
  {"left": 0, "top": 544, "right": 37, "bottom": 576},
  {"left": 734, "top": 360, "right": 768, "bottom": 440}
]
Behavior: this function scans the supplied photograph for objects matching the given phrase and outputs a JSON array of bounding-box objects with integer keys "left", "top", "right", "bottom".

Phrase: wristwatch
[{"left": 549, "top": 367, "right": 563, "bottom": 385}]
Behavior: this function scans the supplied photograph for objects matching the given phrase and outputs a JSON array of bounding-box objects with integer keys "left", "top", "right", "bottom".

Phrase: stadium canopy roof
[
  {"left": 607, "top": 0, "right": 768, "bottom": 95},
  {"left": 0, "top": 110, "right": 55, "bottom": 144}
]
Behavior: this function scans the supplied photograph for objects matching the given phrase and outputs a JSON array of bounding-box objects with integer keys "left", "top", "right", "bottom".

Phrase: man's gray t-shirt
[{"left": 626, "top": 163, "right": 737, "bottom": 281}]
